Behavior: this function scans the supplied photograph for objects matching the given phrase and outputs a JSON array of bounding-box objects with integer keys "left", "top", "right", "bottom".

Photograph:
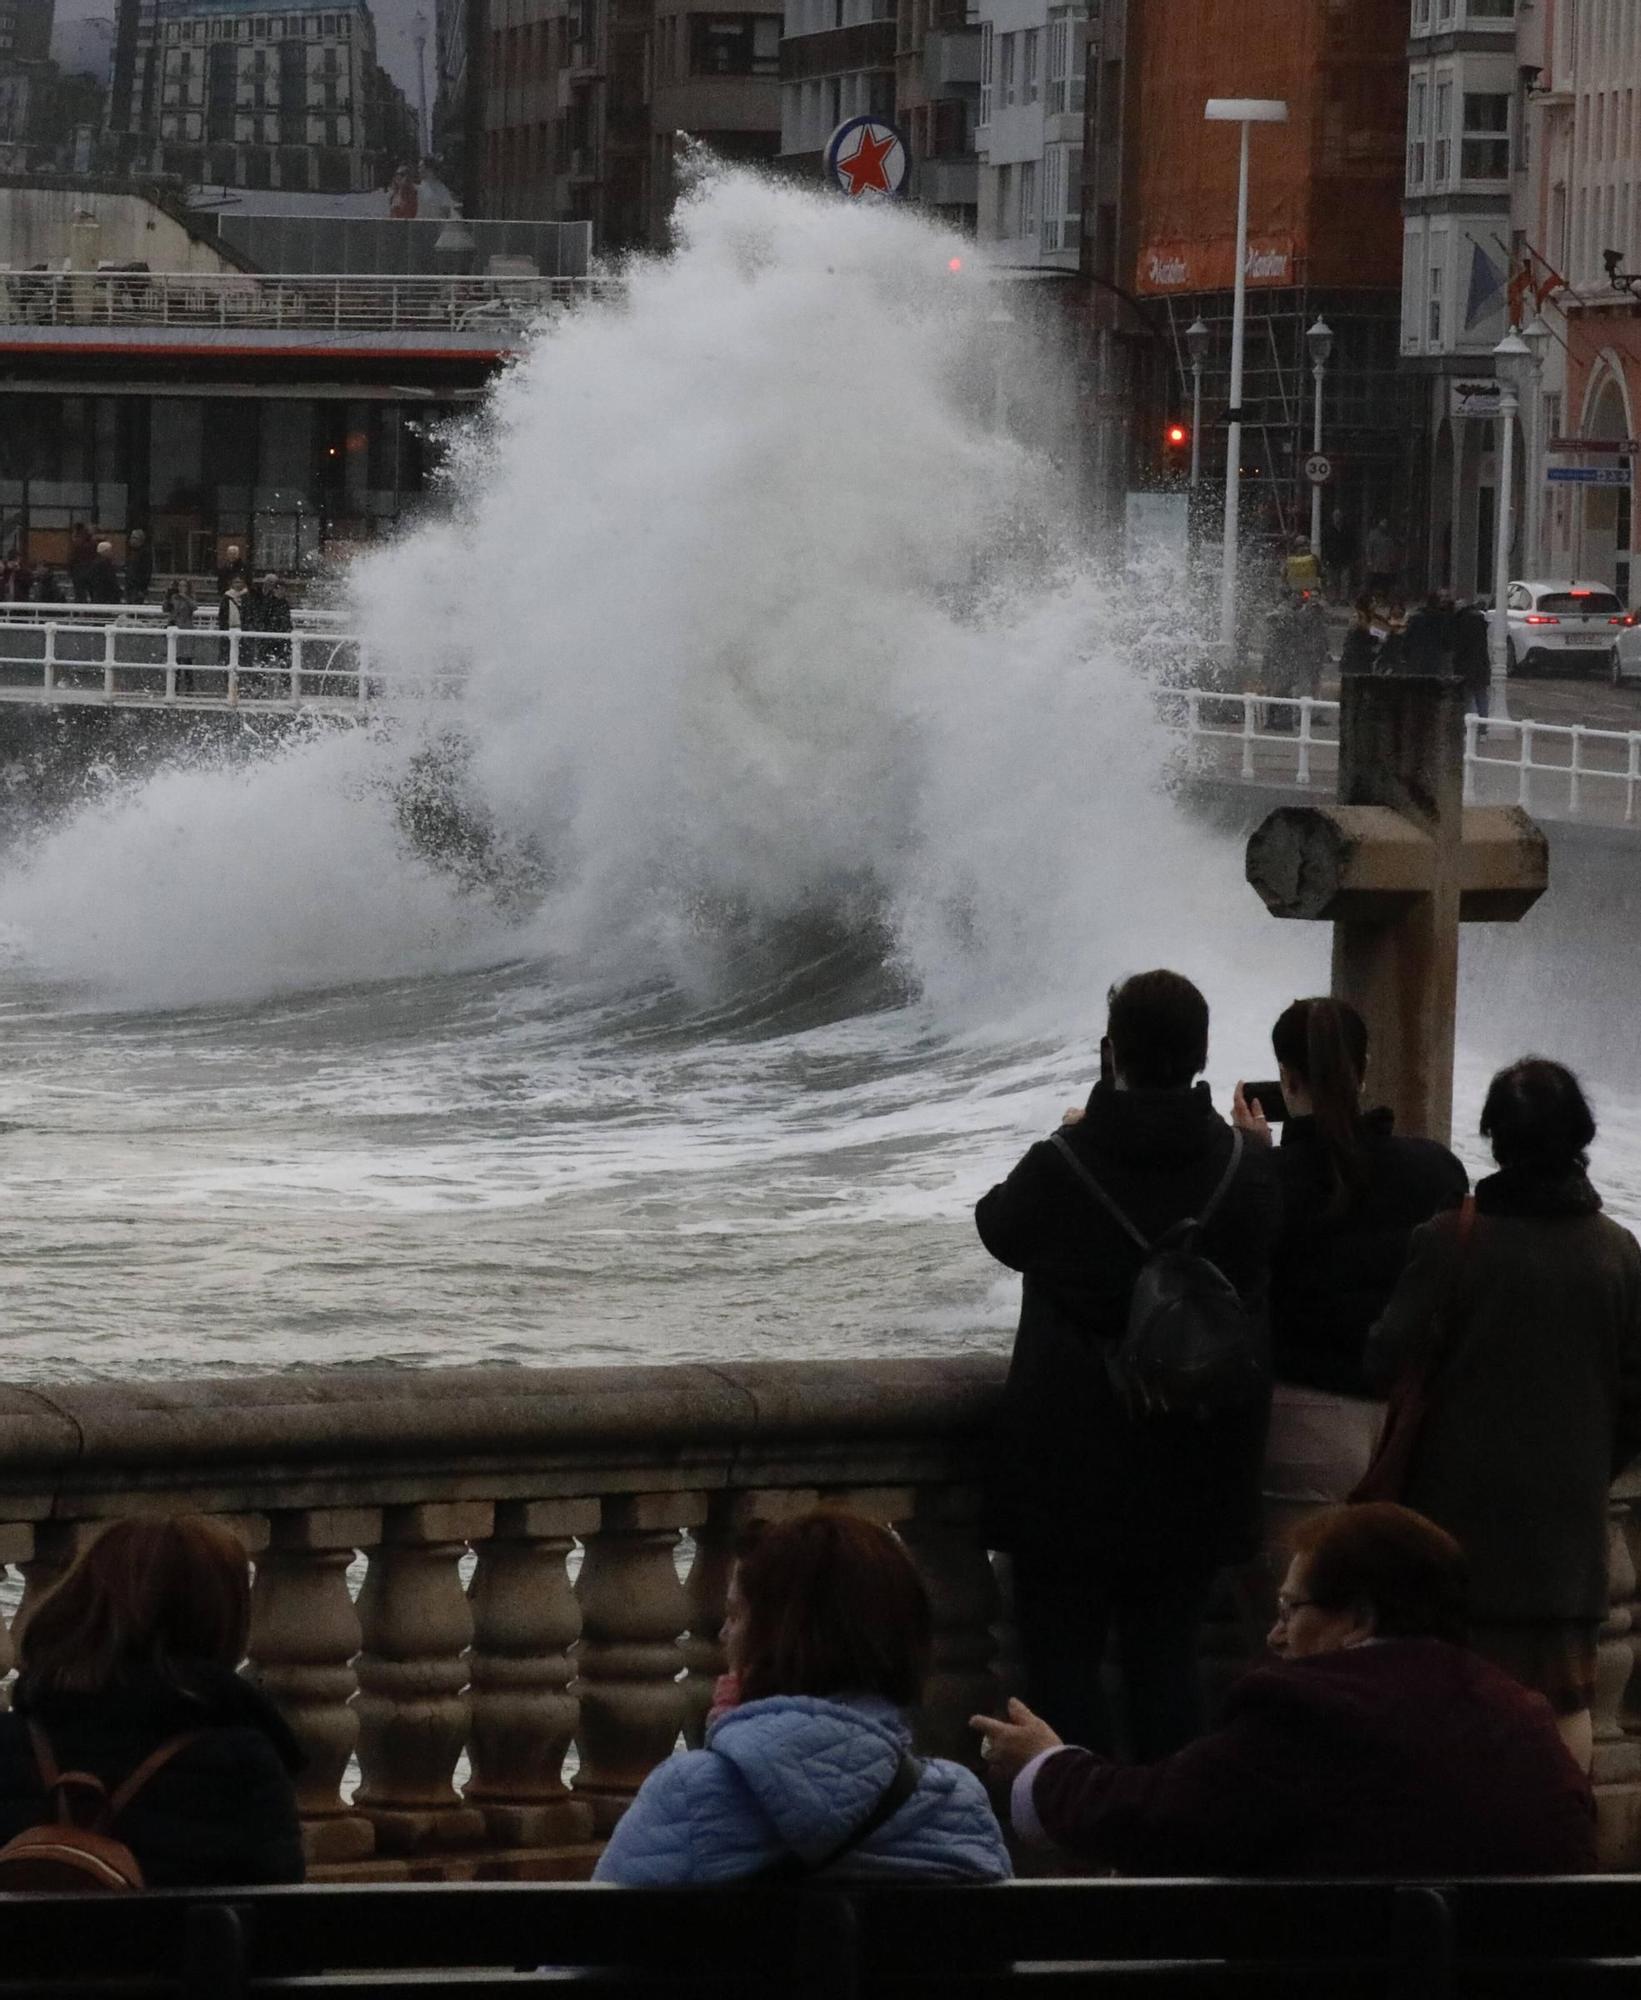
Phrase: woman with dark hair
[
  {"left": 0, "top": 1515, "right": 304, "bottom": 1886},
  {"left": 1233, "top": 997, "right": 1465, "bottom": 1497},
  {"left": 594, "top": 1510, "right": 1010, "bottom": 1885},
  {"left": 1366, "top": 1058, "right": 1641, "bottom": 1770}
]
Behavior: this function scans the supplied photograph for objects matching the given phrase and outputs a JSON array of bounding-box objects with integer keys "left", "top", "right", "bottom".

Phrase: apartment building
[
  {"left": 973, "top": 0, "right": 1081, "bottom": 266},
  {"left": 108, "top": 0, "right": 416, "bottom": 191},
  {"left": 1401, "top": 0, "right": 1520, "bottom": 594}
]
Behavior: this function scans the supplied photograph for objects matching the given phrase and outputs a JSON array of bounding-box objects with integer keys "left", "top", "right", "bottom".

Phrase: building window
[
  {"left": 1019, "top": 157, "right": 1037, "bottom": 237},
  {"left": 1413, "top": 0, "right": 1429, "bottom": 23},
  {"left": 1041, "top": 139, "right": 1079, "bottom": 249},
  {"left": 688, "top": 14, "right": 781, "bottom": 74},
  {"left": 1046, "top": 9, "right": 1082, "bottom": 116},
  {"left": 978, "top": 19, "right": 991, "bottom": 123},
  {"left": 1021, "top": 28, "right": 1038, "bottom": 104},
  {"left": 996, "top": 161, "right": 1012, "bottom": 236},
  {"left": 1461, "top": 91, "right": 1510, "bottom": 178},
  {"left": 1428, "top": 261, "right": 1443, "bottom": 342},
  {"left": 998, "top": 31, "right": 1013, "bottom": 107},
  {"left": 1466, "top": 0, "right": 1514, "bottom": 15},
  {"left": 1433, "top": 78, "right": 1450, "bottom": 180},
  {"left": 1408, "top": 76, "right": 1426, "bottom": 187}
]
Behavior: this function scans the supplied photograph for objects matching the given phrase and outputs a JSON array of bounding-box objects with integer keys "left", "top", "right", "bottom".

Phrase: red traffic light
[{"left": 1166, "top": 423, "right": 1188, "bottom": 446}]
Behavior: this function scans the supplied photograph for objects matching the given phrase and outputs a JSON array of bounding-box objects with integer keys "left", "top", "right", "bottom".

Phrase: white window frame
[
  {"left": 1020, "top": 157, "right": 1038, "bottom": 238},
  {"left": 1433, "top": 76, "right": 1451, "bottom": 182},
  {"left": 1022, "top": 27, "right": 1039, "bottom": 104},
  {"left": 1409, "top": 75, "right": 1427, "bottom": 188},
  {"left": 979, "top": 19, "right": 991, "bottom": 124},
  {"left": 998, "top": 31, "right": 1014, "bottom": 107}
]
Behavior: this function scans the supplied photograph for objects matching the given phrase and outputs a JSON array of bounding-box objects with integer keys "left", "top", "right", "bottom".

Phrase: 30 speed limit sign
[{"left": 1305, "top": 453, "right": 1333, "bottom": 485}]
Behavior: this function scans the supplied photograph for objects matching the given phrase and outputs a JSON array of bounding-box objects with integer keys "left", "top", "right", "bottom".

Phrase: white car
[{"left": 1505, "top": 579, "right": 1636, "bottom": 682}]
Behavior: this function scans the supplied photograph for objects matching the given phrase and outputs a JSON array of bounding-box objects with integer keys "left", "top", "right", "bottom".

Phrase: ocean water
[{"left": 0, "top": 167, "right": 1631, "bottom": 1382}]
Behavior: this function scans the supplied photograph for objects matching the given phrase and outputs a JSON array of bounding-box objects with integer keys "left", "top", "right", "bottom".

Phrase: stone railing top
[{"left": 0, "top": 1356, "right": 1009, "bottom": 1517}]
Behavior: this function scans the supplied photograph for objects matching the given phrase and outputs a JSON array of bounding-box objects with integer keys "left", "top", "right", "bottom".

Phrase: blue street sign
[{"left": 1546, "top": 466, "right": 1633, "bottom": 487}]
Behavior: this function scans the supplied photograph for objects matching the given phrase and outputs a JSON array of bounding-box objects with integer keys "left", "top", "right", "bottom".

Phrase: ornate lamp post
[
  {"left": 1306, "top": 315, "right": 1333, "bottom": 560},
  {"left": 1489, "top": 327, "right": 1531, "bottom": 725},
  {"left": 1186, "top": 316, "right": 1209, "bottom": 492}
]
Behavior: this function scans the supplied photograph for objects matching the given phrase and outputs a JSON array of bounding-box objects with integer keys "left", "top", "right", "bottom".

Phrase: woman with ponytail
[{"left": 1232, "top": 997, "right": 1466, "bottom": 1496}]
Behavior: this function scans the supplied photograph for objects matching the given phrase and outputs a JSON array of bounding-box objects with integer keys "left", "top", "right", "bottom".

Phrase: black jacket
[
  {"left": 977, "top": 1081, "right": 1279, "bottom": 1576},
  {"left": 84, "top": 556, "right": 120, "bottom": 604},
  {"left": 1339, "top": 626, "right": 1379, "bottom": 676},
  {"left": 0, "top": 1663, "right": 304, "bottom": 1888},
  {"left": 124, "top": 545, "right": 154, "bottom": 601},
  {"left": 1269, "top": 1109, "right": 1467, "bottom": 1396},
  {"left": 1404, "top": 606, "right": 1453, "bottom": 675},
  {"left": 1366, "top": 1168, "right": 1641, "bottom": 1622},
  {"left": 1453, "top": 606, "right": 1491, "bottom": 692}
]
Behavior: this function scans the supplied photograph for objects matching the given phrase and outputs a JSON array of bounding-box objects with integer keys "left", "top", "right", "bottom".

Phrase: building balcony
[
  {"left": 919, "top": 156, "right": 976, "bottom": 206},
  {"left": 0, "top": 269, "right": 607, "bottom": 360},
  {"left": 921, "top": 26, "right": 979, "bottom": 95}
]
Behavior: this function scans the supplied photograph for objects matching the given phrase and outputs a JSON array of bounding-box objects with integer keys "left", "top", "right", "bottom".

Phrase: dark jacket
[
  {"left": 1365, "top": 1168, "right": 1641, "bottom": 1622},
  {"left": 84, "top": 555, "right": 120, "bottom": 604},
  {"left": 1028, "top": 1639, "right": 1594, "bottom": 1876},
  {"left": 124, "top": 543, "right": 154, "bottom": 602},
  {"left": 0, "top": 1662, "right": 305, "bottom": 1888},
  {"left": 1453, "top": 605, "right": 1492, "bottom": 693},
  {"left": 977, "top": 1081, "right": 1279, "bottom": 1575},
  {"left": 1270, "top": 1109, "right": 1467, "bottom": 1396},
  {"left": 1338, "top": 625, "right": 1379, "bottom": 677},
  {"left": 1403, "top": 605, "right": 1453, "bottom": 675}
]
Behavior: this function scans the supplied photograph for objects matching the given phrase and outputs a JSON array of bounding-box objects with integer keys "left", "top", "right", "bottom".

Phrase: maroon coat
[{"left": 1030, "top": 1639, "right": 1594, "bottom": 1876}]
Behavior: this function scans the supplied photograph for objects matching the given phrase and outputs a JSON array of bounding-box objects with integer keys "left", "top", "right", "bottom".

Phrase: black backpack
[{"left": 1049, "top": 1129, "right": 1267, "bottom": 1421}]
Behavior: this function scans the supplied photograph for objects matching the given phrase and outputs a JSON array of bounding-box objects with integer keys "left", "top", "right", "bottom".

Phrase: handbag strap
[
  {"left": 755, "top": 1751, "right": 923, "bottom": 1884},
  {"left": 27, "top": 1721, "right": 201, "bottom": 1827},
  {"left": 1048, "top": 1127, "right": 1245, "bottom": 1254}
]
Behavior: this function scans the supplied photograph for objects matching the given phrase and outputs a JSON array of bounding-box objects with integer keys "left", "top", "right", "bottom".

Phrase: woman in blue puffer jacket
[{"left": 594, "top": 1509, "right": 1012, "bottom": 1886}]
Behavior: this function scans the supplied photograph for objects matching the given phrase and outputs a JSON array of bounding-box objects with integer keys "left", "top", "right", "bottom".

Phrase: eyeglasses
[{"left": 1273, "top": 1596, "right": 1319, "bottom": 1623}]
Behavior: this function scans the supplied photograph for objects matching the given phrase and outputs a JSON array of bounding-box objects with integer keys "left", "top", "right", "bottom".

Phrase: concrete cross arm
[{"left": 1245, "top": 803, "right": 1549, "bottom": 924}]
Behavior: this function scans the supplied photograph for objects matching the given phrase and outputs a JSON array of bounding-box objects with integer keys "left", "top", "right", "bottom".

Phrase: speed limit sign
[{"left": 1305, "top": 453, "right": 1333, "bottom": 485}]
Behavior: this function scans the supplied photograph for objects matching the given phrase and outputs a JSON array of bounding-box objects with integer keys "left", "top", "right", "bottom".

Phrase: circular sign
[
  {"left": 824, "top": 116, "right": 910, "bottom": 200},
  {"left": 1305, "top": 453, "right": 1333, "bottom": 485}
]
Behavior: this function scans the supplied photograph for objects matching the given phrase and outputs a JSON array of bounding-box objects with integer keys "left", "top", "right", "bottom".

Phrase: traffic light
[{"left": 1163, "top": 420, "right": 1191, "bottom": 475}]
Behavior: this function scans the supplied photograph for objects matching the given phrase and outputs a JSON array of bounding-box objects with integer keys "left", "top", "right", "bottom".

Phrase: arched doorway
[{"left": 1579, "top": 367, "right": 1634, "bottom": 596}]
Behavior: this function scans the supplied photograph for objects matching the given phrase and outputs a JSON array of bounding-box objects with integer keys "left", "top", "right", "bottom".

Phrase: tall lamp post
[
  {"left": 1489, "top": 327, "right": 1530, "bottom": 725},
  {"left": 1186, "top": 316, "right": 1209, "bottom": 491},
  {"left": 1204, "top": 97, "right": 1289, "bottom": 657},
  {"left": 1306, "top": 315, "right": 1332, "bottom": 559},
  {"left": 1520, "top": 314, "right": 1552, "bottom": 576}
]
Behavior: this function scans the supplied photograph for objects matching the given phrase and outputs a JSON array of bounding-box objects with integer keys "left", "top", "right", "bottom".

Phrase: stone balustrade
[
  {"left": 0, "top": 1356, "right": 1635, "bottom": 1875},
  {"left": 0, "top": 1359, "right": 1004, "bottom": 1879}
]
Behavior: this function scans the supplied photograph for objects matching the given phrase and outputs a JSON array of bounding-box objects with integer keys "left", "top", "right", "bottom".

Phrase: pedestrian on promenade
[
  {"left": 0, "top": 1516, "right": 304, "bottom": 1888},
  {"left": 85, "top": 540, "right": 120, "bottom": 605},
  {"left": 1364, "top": 518, "right": 1399, "bottom": 601},
  {"left": 1375, "top": 601, "right": 1410, "bottom": 674},
  {"left": 34, "top": 567, "right": 64, "bottom": 606},
  {"left": 124, "top": 528, "right": 153, "bottom": 605},
  {"left": 1404, "top": 593, "right": 1453, "bottom": 676},
  {"left": 976, "top": 970, "right": 1278, "bottom": 1759},
  {"left": 67, "top": 523, "right": 95, "bottom": 602},
  {"left": 216, "top": 545, "right": 247, "bottom": 598},
  {"left": 974, "top": 1504, "right": 1594, "bottom": 1877},
  {"left": 1366, "top": 1058, "right": 1641, "bottom": 1771},
  {"left": 257, "top": 573, "right": 293, "bottom": 680},
  {"left": 1338, "top": 597, "right": 1380, "bottom": 677},
  {"left": 1322, "top": 507, "right": 1356, "bottom": 599},
  {"left": 163, "top": 578, "right": 199, "bottom": 694},
  {"left": 594, "top": 1510, "right": 1011, "bottom": 1886},
  {"left": 1284, "top": 537, "right": 1321, "bottom": 597},
  {"left": 1454, "top": 598, "right": 1492, "bottom": 718},
  {"left": 1232, "top": 997, "right": 1466, "bottom": 1500}
]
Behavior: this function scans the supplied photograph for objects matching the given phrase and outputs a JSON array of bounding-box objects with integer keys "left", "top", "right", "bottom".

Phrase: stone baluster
[
  {"left": 573, "top": 1492, "right": 705, "bottom": 1833},
  {"left": 679, "top": 1488, "right": 821, "bottom": 1746},
  {"left": 247, "top": 1507, "right": 381, "bottom": 1866},
  {"left": 15, "top": 1521, "right": 103, "bottom": 1642},
  {"left": 354, "top": 1501, "right": 492, "bottom": 1856},
  {"left": 1596, "top": 1490, "right": 1641, "bottom": 1863},
  {"left": 465, "top": 1497, "right": 596, "bottom": 1850},
  {"left": 0, "top": 1525, "right": 34, "bottom": 1696},
  {"left": 897, "top": 1487, "right": 1000, "bottom": 1766}
]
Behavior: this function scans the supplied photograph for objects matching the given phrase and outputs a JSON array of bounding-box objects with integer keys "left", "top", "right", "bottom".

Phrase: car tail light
[
  {"left": 1610, "top": 614, "right": 1638, "bottom": 627},
  {"left": 1524, "top": 614, "right": 1560, "bottom": 625}
]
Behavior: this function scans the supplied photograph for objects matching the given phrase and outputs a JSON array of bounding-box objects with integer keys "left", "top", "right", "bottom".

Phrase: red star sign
[{"left": 837, "top": 124, "right": 898, "bottom": 197}]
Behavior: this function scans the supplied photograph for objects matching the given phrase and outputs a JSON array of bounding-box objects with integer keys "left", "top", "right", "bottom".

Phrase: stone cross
[{"left": 1244, "top": 675, "right": 1548, "bottom": 1146}]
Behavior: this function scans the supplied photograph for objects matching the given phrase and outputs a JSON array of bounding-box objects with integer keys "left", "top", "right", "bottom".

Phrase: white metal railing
[
  {"left": 0, "top": 270, "right": 599, "bottom": 337},
  {"left": 0, "top": 600, "right": 349, "bottom": 629},
  {"left": 0, "top": 619, "right": 462, "bottom": 709},
  {"left": 1176, "top": 687, "right": 1641, "bottom": 828}
]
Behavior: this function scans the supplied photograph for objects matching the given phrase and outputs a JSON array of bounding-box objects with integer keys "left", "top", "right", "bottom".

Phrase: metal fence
[
  {"left": 0, "top": 619, "right": 460, "bottom": 709},
  {"left": 0, "top": 270, "right": 598, "bottom": 336},
  {"left": 1175, "top": 688, "right": 1641, "bottom": 829}
]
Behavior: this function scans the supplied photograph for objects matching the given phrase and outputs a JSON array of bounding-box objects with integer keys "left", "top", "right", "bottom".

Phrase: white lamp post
[
  {"left": 1520, "top": 314, "right": 1552, "bottom": 576},
  {"left": 1204, "top": 97, "right": 1289, "bottom": 657},
  {"left": 1490, "top": 327, "right": 1530, "bottom": 725},
  {"left": 1186, "top": 316, "right": 1209, "bottom": 491},
  {"left": 1306, "top": 315, "right": 1332, "bottom": 561}
]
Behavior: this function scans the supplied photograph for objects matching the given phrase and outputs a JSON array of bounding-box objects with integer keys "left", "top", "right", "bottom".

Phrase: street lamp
[
  {"left": 1520, "top": 314, "right": 1553, "bottom": 575},
  {"left": 1490, "top": 327, "right": 1531, "bottom": 724},
  {"left": 1204, "top": 97, "right": 1289, "bottom": 657},
  {"left": 1186, "top": 316, "right": 1209, "bottom": 491},
  {"left": 1306, "top": 315, "right": 1332, "bottom": 561},
  {"left": 412, "top": 8, "right": 430, "bottom": 159}
]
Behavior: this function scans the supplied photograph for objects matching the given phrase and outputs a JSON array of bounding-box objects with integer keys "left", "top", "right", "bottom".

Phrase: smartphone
[{"left": 1242, "top": 1080, "right": 1290, "bottom": 1123}]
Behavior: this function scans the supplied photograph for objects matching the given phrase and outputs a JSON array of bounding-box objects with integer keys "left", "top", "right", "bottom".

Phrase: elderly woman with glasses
[{"left": 974, "top": 1504, "right": 1594, "bottom": 1878}]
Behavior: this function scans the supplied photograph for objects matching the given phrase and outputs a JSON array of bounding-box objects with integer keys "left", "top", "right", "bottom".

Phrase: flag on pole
[{"left": 1464, "top": 242, "right": 1505, "bottom": 329}]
